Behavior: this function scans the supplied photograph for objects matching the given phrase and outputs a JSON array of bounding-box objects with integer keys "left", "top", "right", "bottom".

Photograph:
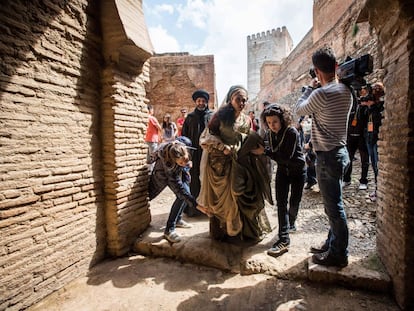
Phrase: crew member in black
[{"left": 182, "top": 89, "right": 213, "bottom": 216}]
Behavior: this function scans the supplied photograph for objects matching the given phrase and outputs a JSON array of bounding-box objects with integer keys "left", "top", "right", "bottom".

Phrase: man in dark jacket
[
  {"left": 343, "top": 89, "right": 369, "bottom": 190},
  {"left": 182, "top": 89, "right": 213, "bottom": 216}
]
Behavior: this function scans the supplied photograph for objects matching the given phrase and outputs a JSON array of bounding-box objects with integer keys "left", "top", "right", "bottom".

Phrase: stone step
[{"left": 133, "top": 230, "right": 391, "bottom": 293}]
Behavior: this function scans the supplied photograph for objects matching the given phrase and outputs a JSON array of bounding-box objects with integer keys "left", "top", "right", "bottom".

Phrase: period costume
[{"left": 198, "top": 110, "right": 272, "bottom": 240}]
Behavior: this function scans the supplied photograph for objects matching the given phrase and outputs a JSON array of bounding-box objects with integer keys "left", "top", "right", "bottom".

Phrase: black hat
[{"left": 192, "top": 89, "right": 209, "bottom": 102}]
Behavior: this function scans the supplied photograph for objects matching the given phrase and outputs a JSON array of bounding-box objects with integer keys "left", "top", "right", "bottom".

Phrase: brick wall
[
  {"left": 101, "top": 65, "right": 151, "bottom": 256},
  {"left": 313, "top": 0, "right": 354, "bottom": 43},
  {"left": 260, "top": 61, "right": 281, "bottom": 89},
  {"left": 253, "top": 1, "right": 377, "bottom": 110},
  {"left": 146, "top": 53, "right": 216, "bottom": 122},
  {"left": 0, "top": 0, "right": 153, "bottom": 309},
  {"left": 0, "top": 1, "right": 105, "bottom": 309},
  {"left": 255, "top": 0, "right": 414, "bottom": 308},
  {"left": 363, "top": 0, "right": 414, "bottom": 309}
]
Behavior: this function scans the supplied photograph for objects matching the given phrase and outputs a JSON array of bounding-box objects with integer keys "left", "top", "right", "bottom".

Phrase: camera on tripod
[{"left": 337, "top": 54, "right": 373, "bottom": 89}]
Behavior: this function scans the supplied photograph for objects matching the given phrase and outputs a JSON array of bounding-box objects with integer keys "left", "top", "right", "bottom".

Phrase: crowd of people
[{"left": 145, "top": 46, "right": 385, "bottom": 269}]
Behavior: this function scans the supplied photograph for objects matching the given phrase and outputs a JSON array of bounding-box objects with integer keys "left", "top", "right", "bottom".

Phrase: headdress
[
  {"left": 225, "top": 85, "right": 248, "bottom": 104},
  {"left": 192, "top": 89, "right": 210, "bottom": 102}
]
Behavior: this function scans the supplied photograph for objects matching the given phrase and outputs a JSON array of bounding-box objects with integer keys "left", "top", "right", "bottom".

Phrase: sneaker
[
  {"left": 358, "top": 183, "right": 368, "bottom": 190},
  {"left": 164, "top": 231, "right": 181, "bottom": 243},
  {"left": 311, "top": 184, "right": 320, "bottom": 192},
  {"left": 176, "top": 220, "right": 192, "bottom": 228},
  {"left": 312, "top": 250, "right": 348, "bottom": 268},
  {"left": 267, "top": 240, "right": 289, "bottom": 258},
  {"left": 310, "top": 242, "right": 329, "bottom": 254},
  {"left": 289, "top": 225, "right": 297, "bottom": 232},
  {"left": 304, "top": 182, "right": 315, "bottom": 190}
]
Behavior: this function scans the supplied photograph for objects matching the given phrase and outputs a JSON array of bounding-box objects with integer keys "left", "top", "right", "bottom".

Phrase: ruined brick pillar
[
  {"left": 101, "top": 0, "right": 153, "bottom": 256},
  {"left": 359, "top": 0, "right": 414, "bottom": 309}
]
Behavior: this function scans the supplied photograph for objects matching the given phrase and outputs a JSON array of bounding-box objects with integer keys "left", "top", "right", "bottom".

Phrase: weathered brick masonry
[
  {"left": 1, "top": 0, "right": 413, "bottom": 310},
  {"left": 254, "top": 1, "right": 379, "bottom": 108},
  {"left": 146, "top": 53, "right": 216, "bottom": 122},
  {"left": 100, "top": 0, "right": 152, "bottom": 258},
  {"left": 0, "top": 1, "right": 106, "bottom": 309},
  {"left": 361, "top": 0, "right": 414, "bottom": 309},
  {"left": 0, "top": 0, "right": 153, "bottom": 309}
]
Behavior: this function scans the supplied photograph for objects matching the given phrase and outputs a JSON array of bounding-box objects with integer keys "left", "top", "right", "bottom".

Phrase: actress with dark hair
[
  {"left": 261, "top": 104, "right": 306, "bottom": 258},
  {"left": 197, "top": 85, "right": 273, "bottom": 241}
]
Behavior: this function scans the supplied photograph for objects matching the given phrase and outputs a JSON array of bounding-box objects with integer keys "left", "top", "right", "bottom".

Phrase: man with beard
[{"left": 182, "top": 89, "right": 213, "bottom": 216}]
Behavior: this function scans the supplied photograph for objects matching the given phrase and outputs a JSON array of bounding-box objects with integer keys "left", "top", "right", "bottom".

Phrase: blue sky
[{"left": 143, "top": 0, "right": 313, "bottom": 101}]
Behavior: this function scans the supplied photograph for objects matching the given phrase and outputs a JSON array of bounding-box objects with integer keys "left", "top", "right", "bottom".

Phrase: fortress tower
[{"left": 247, "top": 26, "right": 293, "bottom": 99}]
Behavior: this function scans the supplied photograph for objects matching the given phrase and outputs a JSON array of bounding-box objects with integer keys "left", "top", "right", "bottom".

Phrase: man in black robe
[{"left": 182, "top": 89, "right": 213, "bottom": 216}]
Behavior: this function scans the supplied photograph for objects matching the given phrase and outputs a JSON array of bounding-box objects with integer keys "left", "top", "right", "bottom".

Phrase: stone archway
[{"left": 358, "top": 0, "right": 414, "bottom": 309}]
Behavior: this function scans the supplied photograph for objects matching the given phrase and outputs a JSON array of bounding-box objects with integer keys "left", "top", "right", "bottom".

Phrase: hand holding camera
[{"left": 309, "top": 68, "right": 321, "bottom": 89}]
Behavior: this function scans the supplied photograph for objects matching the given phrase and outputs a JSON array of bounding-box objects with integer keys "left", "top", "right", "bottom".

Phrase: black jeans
[
  {"left": 344, "top": 134, "right": 369, "bottom": 184},
  {"left": 275, "top": 166, "right": 306, "bottom": 243}
]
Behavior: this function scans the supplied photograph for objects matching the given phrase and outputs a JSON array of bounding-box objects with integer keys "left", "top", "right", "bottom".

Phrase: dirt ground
[
  {"left": 28, "top": 166, "right": 401, "bottom": 311},
  {"left": 28, "top": 255, "right": 399, "bottom": 311}
]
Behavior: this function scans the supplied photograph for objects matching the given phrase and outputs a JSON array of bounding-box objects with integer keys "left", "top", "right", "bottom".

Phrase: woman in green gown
[{"left": 197, "top": 85, "right": 273, "bottom": 241}]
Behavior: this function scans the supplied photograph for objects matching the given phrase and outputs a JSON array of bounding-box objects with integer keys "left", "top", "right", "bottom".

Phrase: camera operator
[
  {"left": 343, "top": 85, "right": 370, "bottom": 190},
  {"left": 360, "top": 82, "right": 385, "bottom": 201},
  {"left": 294, "top": 46, "right": 351, "bottom": 268}
]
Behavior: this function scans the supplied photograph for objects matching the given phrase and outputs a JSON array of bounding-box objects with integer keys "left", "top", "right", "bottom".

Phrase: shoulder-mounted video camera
[{"left": 337, "top": 54, "right": 373, "bottom": 89}]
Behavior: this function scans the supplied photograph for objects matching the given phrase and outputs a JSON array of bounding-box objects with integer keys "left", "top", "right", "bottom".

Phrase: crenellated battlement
[
  {"left": 247, "top": 25, "right": 293, "bottom": 99},
  {"left": 247, "top": 26, "right": 288, "bottom": 42}
]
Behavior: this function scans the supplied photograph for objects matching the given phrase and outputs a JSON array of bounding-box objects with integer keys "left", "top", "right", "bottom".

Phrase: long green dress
[{"left": 198, "top": 113, "right": 273, "bottom": 241}]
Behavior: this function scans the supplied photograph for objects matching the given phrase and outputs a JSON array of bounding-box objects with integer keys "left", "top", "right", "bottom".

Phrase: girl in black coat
[{"left": 261, "top": 104, "right": 306, "bottom": 258}]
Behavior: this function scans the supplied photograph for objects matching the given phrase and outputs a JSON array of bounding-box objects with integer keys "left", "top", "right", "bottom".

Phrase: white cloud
[
  {"left": 154, "top": 4, "right": 175, "bottom": 15},
  {"left": 176, "top": 0, "right": 211, "bottom": 29},
  {"left": 147, "top": 25, "right": 181, "bottom": 53},
  {"left": 145, "top": 0, "right": 313, "bottom": 101}
]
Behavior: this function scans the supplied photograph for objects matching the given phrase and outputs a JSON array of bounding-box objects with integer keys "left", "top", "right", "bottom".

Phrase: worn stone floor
[{"left": 28, "top": 159, "right": 400, "bottom": 311}]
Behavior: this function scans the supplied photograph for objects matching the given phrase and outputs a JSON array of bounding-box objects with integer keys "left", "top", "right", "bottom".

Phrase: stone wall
[
  {"left": 0, "top": 1, "right": 105, "bottom": 309},
  {"left": 0, "top": 0, "right": 153, "bottom": 309},
  {"left": 260, "top": 61, "right": 281, "bottom": 90},
  {"left": 255, "top": 0, "right": 414, "bottom": 308},
  {"left": 101, "top": 65, "right": 151, "bottom": 257},
  {"left": 253, "top": 1, "right": 377, "bottom": 110},
  {"left": 313, "top": 0, "right": 354, "bottom": 43},
  {"left": 146, "top": 53, "right": 216, "bottom": 122},
  {"left": 100, "top": 0, "right": 152, "bottom": 258},
  {"left": 362, "top": 0, "right": 414, "bottom": 309},
  {"left": 247, "top": 27, "right": 293, "bottom": 99}
]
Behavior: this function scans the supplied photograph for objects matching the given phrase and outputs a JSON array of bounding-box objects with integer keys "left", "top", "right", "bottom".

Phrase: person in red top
[
  {"left": 176, "top": 108, "right": 187, "bottom": 137},
  {"left": 145, "top": 104, "right": 162, "bottom": 172},
  {"left": 248, "top": 110, "right": 260, "bottom": 132}
]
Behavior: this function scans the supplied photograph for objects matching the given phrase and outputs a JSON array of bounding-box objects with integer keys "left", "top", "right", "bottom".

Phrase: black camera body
[
  {"left": 337, "top": 54, "right": 373, "bottom": 89},
  {"left": 307, "top": 67, "right": 321, "bottom": 89},
  {"left": 309, "top": 68, "right": 316, "bottom": 79}
]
